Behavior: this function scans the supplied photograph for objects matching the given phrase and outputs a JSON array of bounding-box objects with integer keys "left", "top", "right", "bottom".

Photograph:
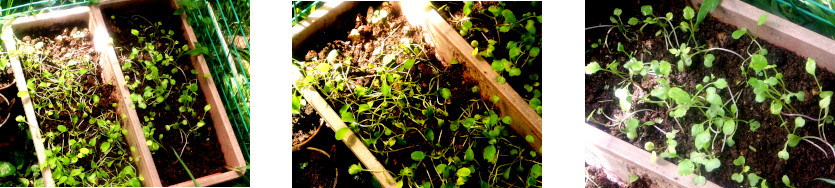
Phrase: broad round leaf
[
  {"left": 678, "top": 159, "right": 695, "bottom": 176},
  {"left": 695, "top": 131, "right": 711, "bottom": 150},
  {"left": 335, "top": 127, "right": 350, "bottom": 140},
  {"left": 732, "top": 173, "right": 744, "bottom": 183},
  {"left": 703, "top": 54, "right": 715, "bottom": 67},
  {"left": 692, "top": 175, "right": 707, "bottom": 185},
  {"left": 457, "top": 168, "right": 472, "bottom": 177},
  {"left": 723, "top": 120, "right": 736, "bottom": 135},
  {"left": 733, "top": 156, "right": 746, "bottom": 166},
  {"left": 757, "top": 14, "right": 768, "bottom": 26},
  {"left": 783, "top": 175, "right": 791, "bottom": 186},
  {"left": 483, "top": 145, "right": 496, "bottom": 162},
  {"left": 411, "top": 151, "right": 426, "bottom": 161},
  {"left": 795, "top": 117, "right": 805, "bottom": 128},
  {"left": 0, "top": 161, "right": 14, "bottom": 177},
  {"left": 465, "top": 148, "right": 474, "bottom": 161},
  {"left": 778, "top": 150, "right": 790, "bottom": 160},
  {"left": 705, "top": 158, "right": 721, "bottom": 172},
  {"left": 750, "top": 54, "right": 768, "bottom": 72},
  {"left": 645, "top": 142, "right": 655, "bottom": 151},
  {"left": 668, "top": 87, "right": 691, "bottom": 104},
  {"left": 683, "top": 6, "right": 695, "bottom": 20},
  {"left": 806, "top": 58, "right": 817, "bottom": 75},
  {"left": 440, "top": 88, "right": 451, "bottom": 100},
  {"left": 787, "top": 134, "right": 802, "bottom": 147}
]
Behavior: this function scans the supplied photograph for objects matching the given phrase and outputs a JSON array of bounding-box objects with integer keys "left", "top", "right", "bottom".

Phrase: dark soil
[
  {"left": 0, "top": 85, "right": 36, "bottom": 187},
  {"left": 431, "top": 1, "right": 543, "bottom": 108},
  {"left": 292, "top": 101, "right": 324, "bottom": 150},
  {"left": 294, "top": 1, "right": 541, "bottom": 187},
  {"left": 586, "top": 0, "right": 835, "bottom": 187},
  {"left": 292, "top": 147, "right": 337, "bottom": 188},
  {"left": 102, "top": 2, "right": 225, "bottom": 186}
]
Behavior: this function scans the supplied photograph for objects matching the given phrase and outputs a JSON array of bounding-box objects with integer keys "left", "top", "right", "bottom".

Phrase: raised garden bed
[
  {"left": 293, "top": 1, "right": 542, "bottom": 187},
  {"left": 96, "top": 0, "right": 246, "bottom": 186},
  {"left": 4, "top": 6, "right": 146, "bottom": 187},
  {"left": 586, "top": 0, "right": 835, "bottom": 187}
]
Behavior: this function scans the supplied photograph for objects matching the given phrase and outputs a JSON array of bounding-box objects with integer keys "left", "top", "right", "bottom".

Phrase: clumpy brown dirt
[
  {"left": 102, "top": 2, "right": 225, "bottom": 186},
  {"left": 292, "top": 102, "right": 324, "bottom": 150},
  {"left": 294, "top": 1, "right": 541, "bottom": 187},
  {"left": 586, "top": 0, "right": 835, "bottom": 187}
]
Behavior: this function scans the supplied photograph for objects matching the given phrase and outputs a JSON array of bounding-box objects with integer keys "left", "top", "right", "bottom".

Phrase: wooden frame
[
  {"left": 1, "top": 6, "right": 149, "bottom": 187},
  {"left": 95, "top": 0, "right": 247, "bottom": 186},
  {"left": 691, "top": 0, "right": 835, "bottom": 73}
]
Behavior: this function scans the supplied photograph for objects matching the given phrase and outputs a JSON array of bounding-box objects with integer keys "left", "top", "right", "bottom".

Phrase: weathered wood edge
[
  {"left": 396, "top": 2, "right": 542, "bottom": 153},
  {"left": 291, "top": 1, "right": 358, "bottom": 50},
  {"left": 89, "top": 4, "right": 164, "bottom": 186},
  {"left": 292, "top": 74, "right": 398, "bottom": 188},
  {"left": 691, "top": 0, "right": 835, "bottom": 73},
  {"left": 96, "top": 0, "right": 247, "bottom": 186},
  {"left": 584, "top": 125, "right": 721, "bottom": 188}
]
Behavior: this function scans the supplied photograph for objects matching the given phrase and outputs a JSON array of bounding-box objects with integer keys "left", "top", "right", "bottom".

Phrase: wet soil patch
[
  {"left": 102, "top": 3, "right": 225, "bottom": 186},
  {"left": 586, "top": 0, "right": 835, "bottom": 187}
]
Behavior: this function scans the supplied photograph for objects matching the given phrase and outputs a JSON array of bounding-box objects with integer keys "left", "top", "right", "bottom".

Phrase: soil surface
[
  {"left": 586, "top": 0, "right": 835, "bottom": 187},
  {"left": 102, "top": 3, "right": 225, "bottom": 186},
  {"left": 293, "top": 148, "right": 337, "bottom": 188},
  {"left": 295, "top": 1, "right": 541, "bottom": 187},
  {"left": 292, "top": 102, "right": 323, "bottom": 149}
]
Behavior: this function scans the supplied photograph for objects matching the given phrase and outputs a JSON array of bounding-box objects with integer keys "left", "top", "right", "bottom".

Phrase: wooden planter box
[
  {"left": 1, "top": 6, "right": 149, "bottom": 187},
  {"left": 586, "top": 0, "right": 835, "bottom": 187},
  {"left": 292, "top": 1, "right": 543, "bottom": 187},
  {"left": 395, "top": 1, "right": 543, "bottom": 153},
  {"left": 94, "top": 0, "right": 247, "bottom": 186}
]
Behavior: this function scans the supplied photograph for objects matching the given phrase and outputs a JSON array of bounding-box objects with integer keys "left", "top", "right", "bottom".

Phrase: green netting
[
  {"left": 0, "top": 0, "right": 91, "bottom": 18},
  {"left": 744, "top": 0, "right": 835, "bottom": 38},
  {"left": 182, "top": 0, "right": 250, "bottom": 161},
  {"left": 292, "top": 1, "right": 322, "bottom": 26}
]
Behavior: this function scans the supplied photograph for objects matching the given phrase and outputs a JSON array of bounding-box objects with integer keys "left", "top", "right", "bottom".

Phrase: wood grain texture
[{"left": 585, "top": 125, "right": 721, "bottom": 188}]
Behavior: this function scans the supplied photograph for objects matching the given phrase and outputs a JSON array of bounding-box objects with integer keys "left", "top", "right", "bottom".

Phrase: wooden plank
[
  {"left": 291, "top": 1, "right": 358, "bottom": 49},
  {"left": 292, "top": 78, "right": 398, "bottom": 188},
  {"left": 396, "top": 2, "right": 542, "bottom": 153},
  {"left": 691, "top": 0, "right": 835, "bottom": 74},
  {"left": 89, "top": 4, "right": 163, "bottom": 187},
  {"left": 584, "top": 125, "right": 721, "bottom": 188},
  {"left": 2, "top": 21, "right": 56, "bottom": 188},
  {"left": 97, "top": 0, "right": 247, "bottom": 186}
]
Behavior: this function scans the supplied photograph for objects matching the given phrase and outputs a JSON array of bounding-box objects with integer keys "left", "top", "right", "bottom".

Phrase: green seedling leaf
[
  {"left": 732, "top": 28, "right": 747, "bottom": 39},
  {"left": 641, "top": 5, "right": 654, "bottom": 16},
  {"left": 131, "top": 29, "right": 139, "bottom": 36},
  {"left": 17, "top": 90, "right": 28, "bottom": 97},
  {"left": 758, "top": 14, "right": 768, "bottom": 26},
  {"left": 411, "top": 151, "right": 425, "bottom": 161},
  {"left": 492, "top": 95, "right": 500, "bottom": 103},
  {"left": 0, "top": 161, "right": 13, "bottom": 177},
  {"left": 778, "top": 149, "right": 790, "bottom": 160},
  {"left": 714, "top": 78, "right": 728, "bottom": 89},
  {"left": 335, "top": 127, "right": 350, "bottom": 140},
  {"left": 723, "top": 120, "right": 736, "bottom": 135},
  {"left": 750, "top": 120, "right": 761, "bottom": 131},
  {"left": 751, "top": 54, "right": 768, "bottom": 72},
  {"left": 530, "top": 47, "right": 540, "bottom": 57},
  {"left": 787, "top": 134, "right": 801, "bottom": 147},
  {"left": 349, "top": 164, "right": 364, "bottom": 175},
  {"left": 795, "top": 117, "right": 805, "bottom": 128},
  {"left": 734, "top": 156, "right": 746, "bottom": 166},
  {"left": 628, "top": 17, "right": 639, "bottom": 25},
  {"left": 732, "top": 173, "right": 744, "bottom": 183},
  {"left": 695, "top": 131, "right": 711, "bottom": 150},
  {"left": 440, "top": 88, "right": 451, "bottom": 100},
  {"left": 807, "top": 58, "right": 817, "bottom": 75},
  {"left": 668, "top": 87, "right": 691, "bottom": 104},
  {"left": 628, "top": 174, "right": 639, "bottom": 184},
  {"left": 614, "top": 8, "right": 622, "bottom": 16},
  {"left": 692, "top": 175, "right": 706, "bottom": 185},
  {"left": 403, "top": 58, "right": 415, "bottom": 70},
  {"left": 492, "top": 60, "right": 505, "bottom": 73},
  {"left": 526, "top": 135, "right": 535, "bottom": 143},
  {"left": 783, "top": 175, "right": 791, "bottom": 187},
  {"left": 678, "top": 159, "right": 695, "bottom": 176},
  {"left": 502, "top": 116, "right": 513, "bottom": 125},
  {"left": 100, "top": 142, "right": 111, "bottom": 151},
  {"left": 585, "top": 62, "right": 602, "bottom": 74},
  {"left": 483, "top": 145, "right": 496, "bottom": 163},
  {"left": 502, "top": 9, "right": 517, "bottom": 23},
  {"left": 645, "top": 142, "right": 655, "bottom": 151},
  {"left": 509, "top": 68, "right": 521, "bottom": 77},
  {"left": 821, "top": 91, "right": 833, "bottom": 109},
  {"left": 749, "top": 173, "right": 762, "bottom": 187},
  {"left": 683, "top": 6, "right": 695, "bottom": 20},
  {"left": 770, "top": 101, "right": 782, "bottom": 114},
  {"left": 496, "top": 76, "right": 506, "bottom": 84},
  {"left": 526, "top": 19, "right": 537, "bottom": 33},
  {"left": 57, "top": 125, "right": 67, "bottom": 133},
  {"left": 705, "top": 158, "right": 721, "bottom": 172},
  {"left": 704, "top": 54, "right": 715, "bottom": 67},
  {"left": 457, "top": 168, "right": 471, "bottom": 177},
  {"left": 465, "top": 147, "right": 475, "bottom": 161},
  {"left": 316, "top": 63, "right": 330, "bottom": 73}
]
